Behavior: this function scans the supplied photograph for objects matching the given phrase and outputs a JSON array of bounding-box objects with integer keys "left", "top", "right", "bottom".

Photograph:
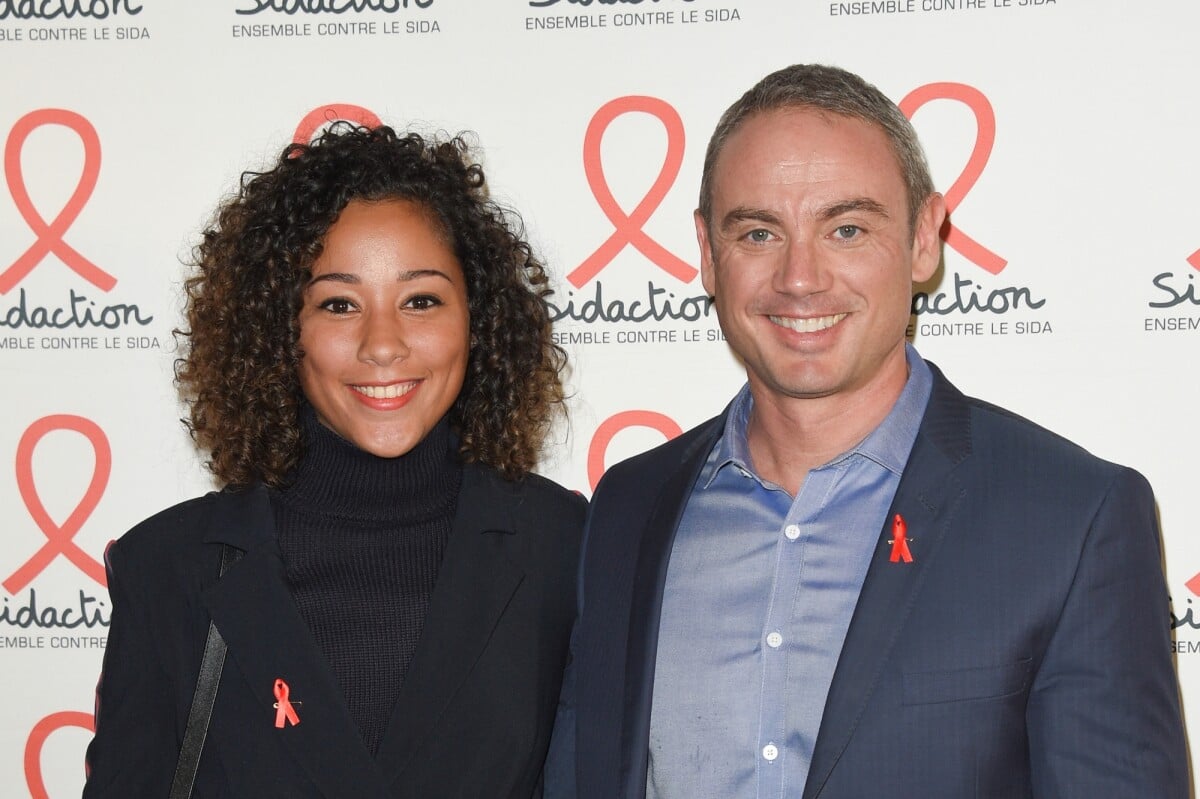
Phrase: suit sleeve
[
  {"left": 1026, "top": 467, "right": 1188, "bottom": 797},
  {"left": 82, "top": 541, "right": 179, "bottom": 798}
]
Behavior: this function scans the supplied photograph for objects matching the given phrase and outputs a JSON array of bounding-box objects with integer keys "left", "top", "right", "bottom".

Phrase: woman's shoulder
[
  {"left": 463, "top": 464, "right": 585, "bottom": 557},
  {"left": 519, "top": 471, "right": 587, "bottom": 514},
  {"left": 108, "top": 488, "right": 258, "bottom": 573},
  {"left": 472, "top": 466, "right": 586, "bottom": 526}
]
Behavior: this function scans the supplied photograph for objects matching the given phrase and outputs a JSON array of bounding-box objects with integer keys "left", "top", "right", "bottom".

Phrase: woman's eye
[
  {"left": 407, "top": 295, "right": 442, "bottom": 311},
  {"left": 318, "top": 298, "right": 354, "bottom": 314}
]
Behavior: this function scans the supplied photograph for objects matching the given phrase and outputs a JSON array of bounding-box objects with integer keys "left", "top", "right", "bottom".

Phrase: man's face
[{"left": 697, "top": 108, "right": 944, "bottom": 408}]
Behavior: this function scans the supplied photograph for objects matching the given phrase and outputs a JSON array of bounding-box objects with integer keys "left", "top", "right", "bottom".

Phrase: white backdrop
[{"left": 3, "top": 1, "right": 1199, "bottom": 795}]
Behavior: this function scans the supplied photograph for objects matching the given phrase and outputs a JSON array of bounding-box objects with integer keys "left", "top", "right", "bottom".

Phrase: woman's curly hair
[{"left": 175, "top": 125, "right": 566, "bottom": 487}]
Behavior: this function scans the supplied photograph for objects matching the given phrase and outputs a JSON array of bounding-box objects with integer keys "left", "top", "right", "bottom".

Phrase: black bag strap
[{"left": 169, "top": 543, "right": 242, "bottom": 799}]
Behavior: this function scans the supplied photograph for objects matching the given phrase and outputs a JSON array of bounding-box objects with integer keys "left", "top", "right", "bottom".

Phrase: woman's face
[{"left": 297, "top": 198, "right": 470, "bottom": 458}]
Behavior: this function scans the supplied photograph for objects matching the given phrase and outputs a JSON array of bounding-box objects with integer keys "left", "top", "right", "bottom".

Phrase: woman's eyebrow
[
  {"left": 396, "top": 268, "right": 454, "bottom": 282},
  {"left": 306, "top": 268, "right": 454, "bottom": 286}
]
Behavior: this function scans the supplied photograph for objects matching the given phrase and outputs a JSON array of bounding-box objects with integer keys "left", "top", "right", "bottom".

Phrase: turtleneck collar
[{"left": 275, "top": 405, "right": 463, "bottom": 525}]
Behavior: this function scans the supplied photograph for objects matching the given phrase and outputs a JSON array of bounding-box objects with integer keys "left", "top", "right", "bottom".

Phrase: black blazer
[
  {"left": 547, "top": 364, "right": 1188, "bottom": 798},
  {"left": 85, "top": 463, "right": 585, "bottom": 798}
]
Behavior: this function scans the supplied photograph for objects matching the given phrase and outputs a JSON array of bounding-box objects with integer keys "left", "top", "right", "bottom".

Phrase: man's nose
[{"left": 772, "top": 238, "right": 827, "bottom": 294}]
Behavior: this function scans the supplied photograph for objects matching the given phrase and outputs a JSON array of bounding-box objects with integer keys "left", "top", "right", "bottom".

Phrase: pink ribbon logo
[
  {"left": 568, "top": 96, "right": 698, "bottom": 289},
  {"left": 899, "top": 83, "right": 1006, "bottom": 276},
  {"left": 293, "top": 103, "right": 383, "bottom": 145},
  {"left": 5, "top": 415, "right": 110, "bottom": 594},
  {"left": 587, "top": 410, "right": 682, "bottom": 491},
  {"left": 2, "top": 109, "right": 114, "bottom": 295},
  {"left": 1185, "top": 572, "right": 1200, "bottom": 596},
  {"left": 24, "top": 710, "right": 94, "bottom": 799}
]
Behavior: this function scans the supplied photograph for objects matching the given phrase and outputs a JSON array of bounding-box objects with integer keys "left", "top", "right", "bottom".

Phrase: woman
[{"left": 84, "top": 125, "right": 584, "bottom": 798}]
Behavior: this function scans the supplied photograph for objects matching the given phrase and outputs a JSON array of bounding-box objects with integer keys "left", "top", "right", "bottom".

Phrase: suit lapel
[
  {"left": 199, "top": 486, "right": 391, "bottom": 798},
  {"left": 620, "top": 416, "right": 725, "bottom": 798},
  {"left": 803, "top": 367, "right": 972, "bottom": 799},
  {"left": 376, "top": 464, "right": 525, "bottom": 785}
]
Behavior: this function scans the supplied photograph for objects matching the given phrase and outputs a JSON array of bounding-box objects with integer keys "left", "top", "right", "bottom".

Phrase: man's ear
[
  {"left": 911, "top": 192, "right": 946, "bottom": 283},
  {"left": 695, "top": 209, "right": 716, "bottom": 296}
]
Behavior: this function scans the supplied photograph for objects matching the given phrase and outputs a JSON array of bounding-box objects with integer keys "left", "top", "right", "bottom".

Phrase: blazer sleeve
[
  {"left": 542, "top": 489, "right": 592, "bottom": 799},
  {"left": 82, "top": 540, "right": 179, "bottom": 798},
  {"left": 1025, "top": 467, "right": 1188, "bottom": 797},
  {"left": 542, "top": 622, "right": 579, "bottom": 799}
]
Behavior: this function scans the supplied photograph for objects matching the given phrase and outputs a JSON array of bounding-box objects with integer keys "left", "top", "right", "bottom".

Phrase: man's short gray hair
[{"left": 698, "top": 63, "right": 936, "bottom": 236}]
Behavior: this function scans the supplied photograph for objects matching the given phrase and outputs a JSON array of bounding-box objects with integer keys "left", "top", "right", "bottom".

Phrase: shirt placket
[{"left": 756, "top": 467, "right": 833, "bottom": 799}]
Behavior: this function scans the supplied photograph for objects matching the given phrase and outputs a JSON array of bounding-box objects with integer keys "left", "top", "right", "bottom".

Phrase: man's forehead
[
  {"left": 721, "top": 108, "right": 888, "bottom": 164},
  {"left": 711, "top": 108, "right": 904, "bottom": 200}
]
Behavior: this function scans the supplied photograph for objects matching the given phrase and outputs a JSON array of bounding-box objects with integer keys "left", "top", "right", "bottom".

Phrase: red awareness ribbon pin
[
  {"left": 273, "top": 679, "right": 300, "bottom": 728},
  {"left": 889, "top": 513, "right": 914, "bottom": 563}
]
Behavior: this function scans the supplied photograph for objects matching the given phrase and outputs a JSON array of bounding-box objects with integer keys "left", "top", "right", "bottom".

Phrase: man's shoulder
[{"left": 930, "top": 368, "right": 1141, "bottom": 490}]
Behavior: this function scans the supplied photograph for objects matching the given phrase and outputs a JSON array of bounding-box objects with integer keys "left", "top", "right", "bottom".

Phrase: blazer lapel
[
  {"left": 620, "top": 415, "right": 725, "bottom": 798},
  {"left": 199, "top": 486, "right": 391, "bottom": 798},
  {"left": 376, "top": 464, "right": 525, "bottom": 785},
  {"left": 803, "top": 366, "right": 972, "bottom": 799}
]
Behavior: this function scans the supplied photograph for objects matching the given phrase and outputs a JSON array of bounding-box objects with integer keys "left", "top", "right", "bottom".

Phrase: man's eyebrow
[
  {"left": 720, "top": 207, "right": 784, "bottom": 232},
  {"left": 816, "top": 198, "right": 889, "bottom": 221}
]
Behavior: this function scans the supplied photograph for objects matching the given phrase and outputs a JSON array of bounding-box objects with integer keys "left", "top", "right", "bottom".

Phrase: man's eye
[
  {"left": 318, "top": 298, "right": 354, "bottom": 314},
  {"left": 746, "top": 229, "right": 773, "bottom": 243},
  {"left": 834, "top": 224, "right": 862, "bottom": 240}
]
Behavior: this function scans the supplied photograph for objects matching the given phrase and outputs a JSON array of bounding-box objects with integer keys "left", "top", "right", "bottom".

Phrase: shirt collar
[{"left": 703, "top": 344, "right": 933, "bottom": 489}]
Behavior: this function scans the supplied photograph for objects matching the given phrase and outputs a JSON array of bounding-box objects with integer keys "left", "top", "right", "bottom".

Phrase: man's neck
[{"left": 744, "top": 357, "right": 910, "bottom": 496}]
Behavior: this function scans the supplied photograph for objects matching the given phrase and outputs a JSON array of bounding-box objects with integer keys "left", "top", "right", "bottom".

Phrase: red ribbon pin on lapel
[
  {"left": 273, "top": 679, "right": 300, "bottom": 729},
  {"left": 889, "top": 514, "right": 914, "bottom": 563}
]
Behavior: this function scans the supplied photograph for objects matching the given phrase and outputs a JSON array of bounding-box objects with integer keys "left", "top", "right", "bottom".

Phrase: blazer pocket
[{"left": 902, "top": 658, "right": 1032, "bottom": 706}]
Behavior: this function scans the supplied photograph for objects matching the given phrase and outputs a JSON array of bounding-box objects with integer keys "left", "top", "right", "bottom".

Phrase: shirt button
[
  {"left": 762, "top": 743, "right": 779, "bottom": 762},
  {"left": 784, "top": 524, "right": 801, "bottom": 541},
  {"left": 766, "top": 632, "right": 783, "bottom": 648}
]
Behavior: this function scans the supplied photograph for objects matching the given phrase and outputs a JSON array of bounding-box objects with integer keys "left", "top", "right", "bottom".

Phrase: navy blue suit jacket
[
  {"left": 85, "top": 464, "right": 584, "bottom": 798},
  {"left": 547, "top": 365, "right": 1187, "bottom": 798}
]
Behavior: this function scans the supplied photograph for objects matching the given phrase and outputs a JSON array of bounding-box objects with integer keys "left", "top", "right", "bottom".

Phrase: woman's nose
[{"left": 358, "top": 313, "right": 410, "bottom": 365}]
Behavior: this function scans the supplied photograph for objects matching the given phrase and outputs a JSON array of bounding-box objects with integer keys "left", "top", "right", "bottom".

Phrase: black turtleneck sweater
[{"left": 271, "top": 409, "right": 463, "bottom": 757}]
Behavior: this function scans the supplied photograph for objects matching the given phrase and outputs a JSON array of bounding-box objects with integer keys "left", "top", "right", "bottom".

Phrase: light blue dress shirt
[{"left": 646, "top": 346, "right": 932, "bottom": 799}]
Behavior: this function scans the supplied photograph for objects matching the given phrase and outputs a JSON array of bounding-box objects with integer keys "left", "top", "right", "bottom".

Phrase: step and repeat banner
[{"left": 2, "top": 1, "right": 1198, "bottom": 795}]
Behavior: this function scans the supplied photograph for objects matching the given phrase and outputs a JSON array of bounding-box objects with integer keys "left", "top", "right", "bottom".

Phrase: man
[{"left": 546, "top": 64, "right": 1188, "bottom": 798}]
